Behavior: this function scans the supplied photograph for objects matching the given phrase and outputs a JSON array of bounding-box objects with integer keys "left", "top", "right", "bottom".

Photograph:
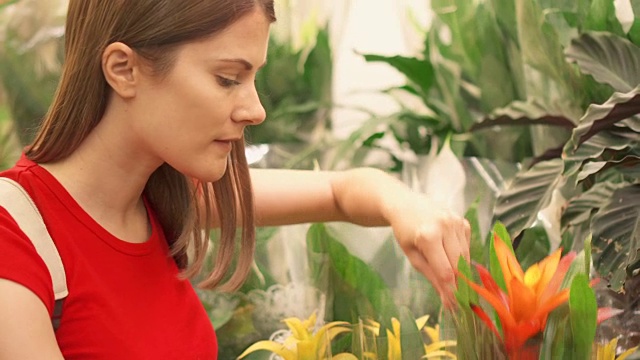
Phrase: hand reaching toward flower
[
  {"left": 249, "top": 167, "right": 471, "bottom": 306},
  {"left": 387, "top": 196, "right": 471, "bottom": 307}
]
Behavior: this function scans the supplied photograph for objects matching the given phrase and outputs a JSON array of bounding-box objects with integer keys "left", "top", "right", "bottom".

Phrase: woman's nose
[{"left": 231, "top": 85, "right": 266, "bottom": 125}]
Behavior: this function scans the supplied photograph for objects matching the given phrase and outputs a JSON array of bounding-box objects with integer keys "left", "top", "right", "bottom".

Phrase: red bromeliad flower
[{"left": 461, "top": 235, "right": 578, "bottom": 356}]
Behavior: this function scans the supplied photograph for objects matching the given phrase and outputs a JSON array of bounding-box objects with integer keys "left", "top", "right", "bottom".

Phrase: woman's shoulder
[
  {"left": 0, "top": 153, "right": 42, "bottom": 184},
  {"left": 0, "top": 206, "right": 56, "bottom": 315},
  {"left": 0, "top": 155, "right": 56, "bottom": 315}
]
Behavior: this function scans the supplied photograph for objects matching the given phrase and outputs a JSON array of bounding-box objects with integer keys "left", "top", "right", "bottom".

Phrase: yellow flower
[
  {"left": 363, "top": 315, "right": 456, "bottom": 360},
  {"left": 416, "top": 316, "right": 457, "bottom": 359},
  {"left": 237, "top": 311, "right": 355, "bottom": 360},
  {"left": 595, "top": 338, "right": 639, "bottom": 360}
]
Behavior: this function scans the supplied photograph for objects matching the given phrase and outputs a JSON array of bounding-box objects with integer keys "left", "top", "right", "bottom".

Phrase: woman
[{"left": 0, "top": 0, "right": 470, "bottom": 358}]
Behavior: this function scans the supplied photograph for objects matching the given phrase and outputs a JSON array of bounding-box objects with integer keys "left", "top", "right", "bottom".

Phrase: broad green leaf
[
  {"left": 489, "top": 222, "right": 513, "bottom": 292},
  {"left": 455, "top": 256, "right": 478, "bottom": 307},
  {"left": 250, "top": 29, "right": 332, "bottom": 145},
  {"left": 584, "top": 233, "right": 592, "bottom": 275},
  {"left": 464, "top": 200, "right": 486, "bottom": 264},
  {"left": 488, "top": 0, "right": 517, "bottom": 42},
  {"left": 620, "top": 116, "right": 640, "bottom": 132},
  {"left": 559, "top": 230, "right": 576, "bottom": 256},
  {"left": 493, "top": 159, "right": 564, "bottom": 240},
  {"left": 515, "top": 0, "right": 576, "bottom": 87},
  {"left": 591, "top": 184, "right": 640, "bottom": 291},
  {"left": 471, "top": 99, "right": 576, "bottom": 131},
  {"left": 629, "top": 18, "right": 640, "bottom": 47},
  {"left": 427, "top": 21, "right": 476, "bottom": 132},
  {"left": 563, "top": 130, "right": 640, "bottom": 178},
  {"left": 306, "top": 223, "right": 399, "bottom": 323},
  {"left": 577, "top": 154, "right": 640, "bottom": 182},
  {"left": 569, "top": 273, "right": 597, "bottom": 359},
  {"left": 583, "top": 0, "right": 625, "bottom": 36},
  {"left": 303, "top": 28, "right": 333, "bottom": 105},
  {"left": 515, "top": 226, "right": 551, "bottom": 271},
  {"left": 565, "top": 32, "right": 640, "bottom": 93},
  {"left": 561, "top": 181, "right": 627, "bottom": 230},
  {"left": 566, "top": 85, "right": 640, "bottom": 150},
  {"left": 431, "top": 0, "right": 483, "bottom": 79},
  {"left": 362, "top": 54, "right": 434, "bottom": 99},
  {"left": 541, "top": 305, "right": 570, "bottom": 360},
  {"left": 399, "top": 307, "right": 427, "bottom": 359}
]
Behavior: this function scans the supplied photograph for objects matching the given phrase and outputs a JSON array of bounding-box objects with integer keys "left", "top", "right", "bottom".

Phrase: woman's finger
[
  {"left": 405, "top": 249, "right": 455, "bottom": 307},
  {"left": 413, "top": 225, "right": 456, "bottom": 296}
]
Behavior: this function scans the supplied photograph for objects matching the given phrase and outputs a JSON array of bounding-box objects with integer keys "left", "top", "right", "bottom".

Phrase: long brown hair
[{"left": 27, "top": 0, "right": 276, "bottom": 291}]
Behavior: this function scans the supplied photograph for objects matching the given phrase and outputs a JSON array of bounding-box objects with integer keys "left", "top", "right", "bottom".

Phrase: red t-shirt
[{"left": 0, "top": 155, "right": 218, "bottom": 359}]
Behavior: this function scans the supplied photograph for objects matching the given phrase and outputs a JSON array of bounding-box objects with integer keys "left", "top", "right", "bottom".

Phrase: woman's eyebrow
[{"left": 217, "top": 58, "right": 267, "bottom": 70}]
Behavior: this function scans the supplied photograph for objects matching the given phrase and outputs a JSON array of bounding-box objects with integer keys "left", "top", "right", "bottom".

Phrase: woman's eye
[{"left": 216, "top": 76, "right": 241, "bottom": 88}]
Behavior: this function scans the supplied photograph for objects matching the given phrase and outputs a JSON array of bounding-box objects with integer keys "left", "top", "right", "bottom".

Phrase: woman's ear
[{"left": 102, "top": 42, "right": 139, "bottom": 99}]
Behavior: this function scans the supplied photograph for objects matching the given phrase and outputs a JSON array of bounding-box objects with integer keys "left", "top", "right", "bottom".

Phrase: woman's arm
[
  {"left": 250, "top": 167, "right": 470, "bottom": 305},
  {"left": 0, "top": 279, "right": 64, "bottom": 360}
]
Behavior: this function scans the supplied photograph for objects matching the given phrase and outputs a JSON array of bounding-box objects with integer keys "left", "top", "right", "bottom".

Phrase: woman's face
[{"left": 131, "top": 8, "right": 270, "bottom": 182}]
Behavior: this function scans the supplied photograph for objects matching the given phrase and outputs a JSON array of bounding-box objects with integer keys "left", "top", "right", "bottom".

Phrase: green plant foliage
[
  {"left": 493, "top": 159, "right": 564, "bottom": 240},
  {"left": 451, "top": 257, "right": 505, "bottom": 360},
  {"left": 568, "top": 273, "right": 597, "bottom": 359},
  {"left": 591, "top": 184, "right": 640, "bottom": 291},
  {"left": 398, "top": 307, "right": 426, "bottom": 359},
  {"left": 306, "top": 223, "right": 399, "bottom": 325},
  {"left": 249, "top": 27, "right": 333, "bottom": 145},
  {"left": 514, "top": 225, "right": 551, "bottom": 271},
  {"left": 464, "top": 199, "right": 488, "bottom": 264},
  {"left": 566, "top": 32, "right": 640, "bottom": 93},
  {"left": 560, "top": 182, "right": 627, "bottom": 250},
  {"left": 362, "top": 54, "right": 435, "bottom": 100},
  {"left": 489, "top": 222, "right": 513, "bottom": 292},
  {"left": 565, "top": 85, "right": 640, "bottom": 151},
  {"left": 471, "top": 99, "right": 576, "bottom": 131}
]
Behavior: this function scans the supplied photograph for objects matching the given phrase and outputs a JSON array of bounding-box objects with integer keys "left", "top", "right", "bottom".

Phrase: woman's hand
[
  {"left": 386, "top": 195, "right": 470, "bottom": 308},
  {"left": 250, "top": 167, "right": 471, "bottom": 305}
]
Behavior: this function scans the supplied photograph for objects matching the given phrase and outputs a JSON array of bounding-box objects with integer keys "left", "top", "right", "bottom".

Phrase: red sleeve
[{"left": 0, "top": 207, "right": 55, "bottom": 316}]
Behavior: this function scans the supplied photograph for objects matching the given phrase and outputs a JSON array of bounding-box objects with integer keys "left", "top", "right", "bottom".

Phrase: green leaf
[
  {"left": 583, "top": 0, "right": 625, "bottom": 36},
  {"left": 474, "top": 3, "right": 521, "bottom": 110},
  {"left": 488, "top": 0, "right": 517, "bottom": 42},
  {"left": 629, "top": 18, "right": 640, "bottom": 47},
  {"left": 362, "top": 54, "right": 434, "bottom": 99},
  {"left": 584, "top": 233, "right": 592, "bottom": 275},
  {"left": 464, "top": 199, "right": 486, "bottom": 264},
  {"left": 471, "top": 99, "right": 577, "bottom": 131},
  {"left": 303, "top": 27, "right": 333, "bottom": 104},
  {"left": 561, "top": 181, "right": 627, "bottom": 246},
  {"left": 541, "top": 305, "right": 570, "bottom": 360},
  {"left": 569, "top": 273, "right": 597, "bottom": 359},
  {"left": 565, "top": 85, "right": 640, "bottom": 150},
  {"left": 431, "top": 0, "right": 483, "bottom": 79},
  {"left": 563, "top": 130, "right": 640, "bottom": 178},
  {"left": 591, "top": 184, "right": 640, "bottom": 291},
  {"left": 427, "top": 26, "right": 476, "bottom": 132},
  {"left": 489, "top": 222, "right": 513, "bottom": 292},
  {"left": 455, "top": 256, "right": 478, "bottom": 306},
  {"left": 576, "top": 154, "right": 640, "bottom": 182},
  {"left": 565, "top": 32, "right": 640, "bottom": 93},
  {"left": 493, "top": 159, "right": 564, "bottom": 240},
  {"left": 399, "top": 307, "right": 427, "bottom": 359},
  {"left": 515, "top": 226, "right": 551, "bottom": 270},
  {"left": 515, "top": 0, "right": 574, "bottom": 84},
  {"left": 306, "top": 223, "right": 399, "bottom": 322}
]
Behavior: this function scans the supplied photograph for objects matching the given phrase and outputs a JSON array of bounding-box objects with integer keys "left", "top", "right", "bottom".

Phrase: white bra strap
[{"left": 0, "top": 177, "right": 68, "bottom": 300}]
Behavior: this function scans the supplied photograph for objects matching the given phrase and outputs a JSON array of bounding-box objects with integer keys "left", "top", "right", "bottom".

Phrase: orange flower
[{"left": 461, "top": 234, "right": 576, "bottom": 354}]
